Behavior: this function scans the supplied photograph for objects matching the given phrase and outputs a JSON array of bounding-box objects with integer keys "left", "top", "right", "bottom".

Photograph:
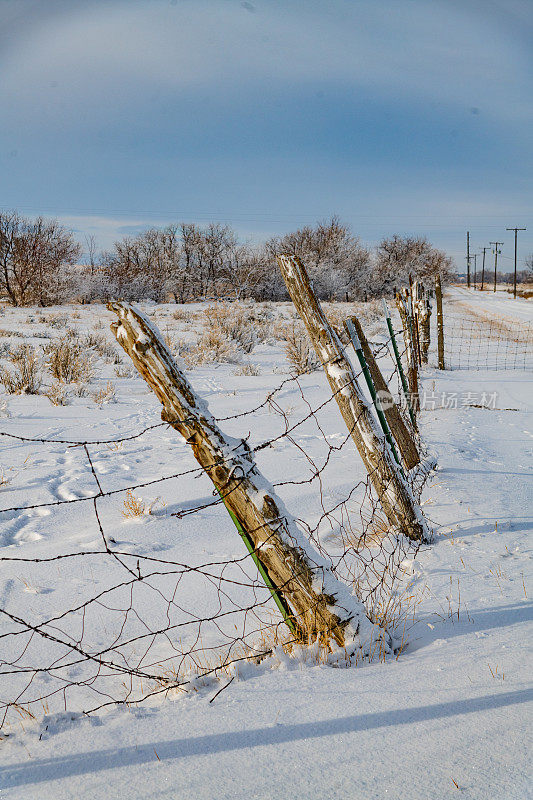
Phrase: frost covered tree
[
  {"left": 1, "top": 210, "right": 458, "bottom": 304},
  {"left": 0, "top": 211, "right": 81, "bottom": 306},
  {"left": 102, "top": 226, "right": 183, "bottom": 302},
  {"left": 372, "top": 235, "right": 455, "bottom": 296},
  {"left": 264, "top": 216, "right": 371, "bottom": 300}
]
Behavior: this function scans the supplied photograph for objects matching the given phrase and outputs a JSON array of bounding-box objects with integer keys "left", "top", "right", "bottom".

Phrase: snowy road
[{"left": 447, "top": 286, "right": 533, "bottom": 323}]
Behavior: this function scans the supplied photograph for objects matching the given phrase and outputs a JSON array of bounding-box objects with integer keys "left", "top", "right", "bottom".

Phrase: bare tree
[
  {"left": 0, "top": 211, "right": 21, "bottom": 305},
  {"left": 0, "top": 212, "right": 80, "bottom": 306},
  {"left": 265, "top": 217, "right": 371, "bottom": 300},
  {"left": 372, "top": 235, "right": 455, "bottom": 296}
]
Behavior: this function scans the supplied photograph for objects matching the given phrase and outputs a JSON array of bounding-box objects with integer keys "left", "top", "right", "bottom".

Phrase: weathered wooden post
[
  {"left": 417, "top": 286, "right": 431, "bottom": 364},
  {"left": 277, "top": 255, "right": 429, "bottom": 543},
  {"left": 396, "top": 291, "right": 419, "bottom": 415},
  {"left": 108, "top": 301, "right": 387, "bottom": 651},
  {"left": 345, "top": 318, "right": 403, "bottom": 472},
  {"left": 408, "top": 278, "right": 422, "bottom": 367},
  {"left": 344, "top": 316, "right": 420, "bottom": 470},
  {"left": 382, "top": 299, "right": 417, "bottom": 428},
  {"left": 435, "top": 274, "right": 445, "bottom": 370}
]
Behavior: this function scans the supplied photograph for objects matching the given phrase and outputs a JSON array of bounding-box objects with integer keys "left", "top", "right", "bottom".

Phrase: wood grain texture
[
  {"left": 277, "top": 255, "right": 429, "bottom": 543},
  {"left": 108, "top": 300, "right": 380, "bottom": 649},
  {"left": 348, "top": 316, "right": 420, "bottom": 470}
]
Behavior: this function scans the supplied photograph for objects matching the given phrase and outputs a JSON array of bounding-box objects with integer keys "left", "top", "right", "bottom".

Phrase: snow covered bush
[
  {"left": 92, "top": 380, "right": 117, "bottom": 406},
  {"left": 45, "top": 381, "right": 71, "bottom": 406},
  {"left": 45, "top": 336, "right": 94, "bottom": 383},
  {"left": 281, "top": 323, "right": 320, "bottom": 375},
  {"left": 203, "top": 302, "right": 257, "bottom": 353},
  {"left": 0, "top": 344, "right": 42, "bottom": 394}
]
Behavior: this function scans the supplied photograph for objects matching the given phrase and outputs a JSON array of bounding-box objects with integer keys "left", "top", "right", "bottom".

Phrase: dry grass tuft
[
  {"left": 92, "top": 380, "right": 116, "bottom": 406},
  {"left": 0, "top": 344, "right": 42, "bottom": 394},
  {"left": 45, "top": 382, "right": 70, "bottom": 406},
  {"left": 233, "top": 362, "right": 261, "bottom": 376},
  {"left": 172, "top": 307, "right": 192, "bottom": 322},
  {"left": 114, "top": 364, "right": 137, "bottom": 378},
  {"left": 46, "top": 337, "right": 94, "bottom": 383},
  {"left": 203, "top": 302, "right": 257, "bottom": 353},
  {"left": 177, "top": 329, "right": 240, "bottom": 367},
  {"left": 46, "top": 313, "right": 69, "bottom": 329},
  {"left": 281, "top": 323, "right": 320, "bottom": 375},
  {"left": 122, "top": 489, "right": 146, "bottom": 518},
  {"left": 122, "top": 489, "right": 160, "bottom": 519}
]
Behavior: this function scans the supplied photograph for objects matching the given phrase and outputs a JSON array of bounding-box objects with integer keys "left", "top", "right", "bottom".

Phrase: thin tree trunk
[
  {"left": 108, "top": 300, "right": 386, "bottom": 650},
  {"left": 277, "top": 255, "right": 429, "bottom": 543}
]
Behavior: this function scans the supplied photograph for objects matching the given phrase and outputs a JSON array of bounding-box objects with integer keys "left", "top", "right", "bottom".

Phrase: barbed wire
[{"left": 0, "top": 330, "right": 431, "bottom": 733}]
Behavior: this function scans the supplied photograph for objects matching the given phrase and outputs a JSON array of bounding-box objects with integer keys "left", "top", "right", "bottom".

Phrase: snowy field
[{"left": 0, "top": 288, "right": 531, "bottom": 799}]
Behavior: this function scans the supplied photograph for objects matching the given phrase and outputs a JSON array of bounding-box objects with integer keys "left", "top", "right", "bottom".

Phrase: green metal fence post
[
  {"left": 216, "top": 488, "right": 298, "bottom": 636},
  {"left": 345, "top": 318, "right": 403, "bottom": 475},
  {"left": 382, "top": 299, "right": 417, "bottom": 427}
]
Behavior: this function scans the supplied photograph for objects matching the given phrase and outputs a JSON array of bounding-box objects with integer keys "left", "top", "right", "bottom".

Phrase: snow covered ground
[{"left": 0, "top": 289, "right": 531, "bottom": 799}]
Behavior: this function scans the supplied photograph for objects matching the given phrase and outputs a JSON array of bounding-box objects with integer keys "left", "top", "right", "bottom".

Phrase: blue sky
[{"left": 1, "top": 0, "right": 532, "bottom": 269}]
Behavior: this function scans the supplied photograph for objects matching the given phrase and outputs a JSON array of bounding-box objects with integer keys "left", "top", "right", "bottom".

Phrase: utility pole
[
  {"left": 466, "top": 231, "right": 470, "bottom": 288},
  {"left": 506, "top": 227, "right": 526, "bottom": 299},
  {"left": 490, "top": 241, "right": 503, "bottom": 293},
  {"left": 479, "top": 246, "right": 490, "bottom": 291},
  {"left": 471, "top": 253, "right": 477, "bottom": 289}
]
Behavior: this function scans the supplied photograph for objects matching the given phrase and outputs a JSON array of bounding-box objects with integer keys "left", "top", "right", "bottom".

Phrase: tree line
[{"left": 0, "top": 210, "right": 462, "bottom": 306}]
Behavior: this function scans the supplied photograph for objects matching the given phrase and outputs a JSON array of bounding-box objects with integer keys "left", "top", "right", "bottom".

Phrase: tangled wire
[{"left": 0, "top": 331, "right": 432, "bottom": 732}]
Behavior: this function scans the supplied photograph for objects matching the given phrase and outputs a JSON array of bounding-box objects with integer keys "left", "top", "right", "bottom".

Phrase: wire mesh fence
[
  {"left": 441, "top": 306, "right": 533, "bottom": 371},
  {"left": 0, "top": 332, "right": 431, "bottom": 732}
]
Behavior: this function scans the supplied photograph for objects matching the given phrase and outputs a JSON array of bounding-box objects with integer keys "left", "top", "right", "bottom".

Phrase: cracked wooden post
[
  {"left": 345, "top": 316, "right": 420, "bottom": 470},
  {"left": 409, "top": 278, "right": 423, "bottom": 367},
  {"left": 435, "top": 274, "right": 445, "bottom": 370},
  {"left": 416, "top": 285, "right": 431, "bottom": 364},
  {"left": 277, "top": 255, "right": 429, "bottom": 543},
  {"left": 108, "top": 300, "right": 388, "bottom": 652}
]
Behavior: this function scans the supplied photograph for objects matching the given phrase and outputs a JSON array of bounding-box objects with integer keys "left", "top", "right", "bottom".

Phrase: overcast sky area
[{"left": 1, "top": 0, "right": 532, "bottom": 269}]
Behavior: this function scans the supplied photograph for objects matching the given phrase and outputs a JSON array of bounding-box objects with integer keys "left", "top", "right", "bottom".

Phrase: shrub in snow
[
  {"left": 233, "top": 363, "right": 261, "bottom": 376},
  {"left": 0, "top": 344, "right": 42, "bottom": 394},
  {"left": 45, "top": 381, "right": 71, "bottom": 406},
  {"left": 281, "top": 323, "right": 320, "bottom": 375},
  {"left": 45, "top": 336, "right": 94, "bottom": 383},
  {"left": 92, "top": 380, "right": 117, "bottom": 406}
]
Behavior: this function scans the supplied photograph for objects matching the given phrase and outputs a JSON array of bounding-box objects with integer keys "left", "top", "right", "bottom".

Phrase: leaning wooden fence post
[
  {"left": 396, "top": 292, "right": 420, "bottom": 417},
  {"left": 409, "top": 277, "right": 423, "bottom": 367},
  {"left": 435, "top": 274, "right": 445, "bottom": 370},
  {"left": 382, "top": 299, "right": 417, "bottom": 428},
  {"left": 417, "top": 286, "right": 431, "bottom": 364},
  {"left": 108, "top": 301, "right": 387, "bottom": 650},
  {"left": 345, "top": 316, "right": 420, "bottom": 471},
  {"left": 276, "top": 255, "right": 429, "bottom": 543},
  {"left": 344, "top": 319, "right": 403, "bottom": 473}
]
